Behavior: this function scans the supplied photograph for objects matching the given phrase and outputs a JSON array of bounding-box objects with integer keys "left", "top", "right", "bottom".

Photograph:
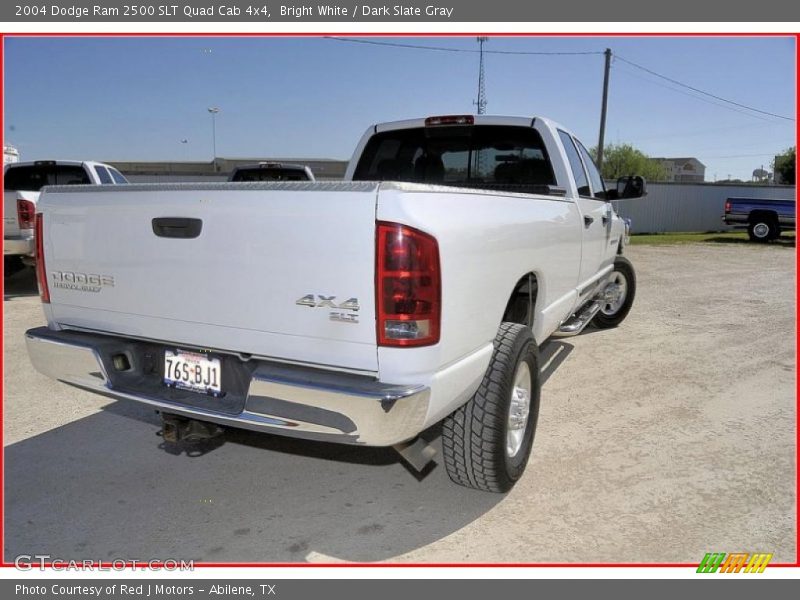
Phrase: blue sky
[{"left": 3, "top": 36, "right": 796, "bottom": 181}]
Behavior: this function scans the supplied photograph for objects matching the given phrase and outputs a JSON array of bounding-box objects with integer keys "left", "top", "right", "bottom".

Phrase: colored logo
[{"left": 697, "top": 552, "right": 772, "bottom": 573}]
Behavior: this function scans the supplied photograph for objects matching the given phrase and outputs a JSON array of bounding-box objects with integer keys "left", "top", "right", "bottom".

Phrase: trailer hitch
[{"left": 159, "top": 413, "right": 225, "bottom": 456}]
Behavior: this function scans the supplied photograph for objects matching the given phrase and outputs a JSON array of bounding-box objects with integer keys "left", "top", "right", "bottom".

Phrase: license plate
[{"left": 164, "top": 349, "right": 222, "bottom": 396}]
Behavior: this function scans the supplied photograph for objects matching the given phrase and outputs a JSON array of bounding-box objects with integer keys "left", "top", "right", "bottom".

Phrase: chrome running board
[{"left": 553, "top": 300, "right": 602, "bottom": 337}]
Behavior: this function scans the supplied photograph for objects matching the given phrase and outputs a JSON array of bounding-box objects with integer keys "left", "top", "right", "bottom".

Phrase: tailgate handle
[{"left": 152, "top": 218, "right": 202, "bottom": 239}]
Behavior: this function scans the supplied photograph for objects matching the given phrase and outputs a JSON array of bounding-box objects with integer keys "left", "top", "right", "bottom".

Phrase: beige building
[{"left": 653, "top": 157, "right": 706, "bottom": 183}]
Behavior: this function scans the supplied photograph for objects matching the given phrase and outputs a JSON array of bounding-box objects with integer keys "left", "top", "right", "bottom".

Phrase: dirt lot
[{"left": 2, "top": 242, "right": 795, "bottom": 564}]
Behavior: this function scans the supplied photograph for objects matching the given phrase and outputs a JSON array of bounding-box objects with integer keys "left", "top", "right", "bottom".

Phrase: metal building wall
[{"left": 613, "top": 183, "right": 796, "bottom": 233}]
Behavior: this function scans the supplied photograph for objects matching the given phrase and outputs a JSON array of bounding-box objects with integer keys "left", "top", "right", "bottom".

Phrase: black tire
[
  {"left": 441, "top": 322, "right": 541, "bottom": 493},
  {"left": 748, "top": 219, "right": 777, "bottom": 242},
  {"left": 3, "top": 256, "right": 24, "bottom": 277},
  {"left": 592, "top": 255, "right": 636, "bottom": 329}
]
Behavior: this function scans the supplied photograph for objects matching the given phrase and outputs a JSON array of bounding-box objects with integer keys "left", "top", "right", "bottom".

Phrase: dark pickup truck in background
[{"left": 723, "top": 197, "right": 795, "bottom": 242}]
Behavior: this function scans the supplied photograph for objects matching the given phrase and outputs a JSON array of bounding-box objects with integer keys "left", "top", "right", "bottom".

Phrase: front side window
[
  {"left": 109, "top": 168, "right": 129, "bottom": 184},
  {"left": 353, "top": 125, "right": 556, "bottom": 193},
  {"left": 95, "top": 166, "right": 113, "bottom": 184},
  {"left": 575, "top": 140, "right": 606, "bottom": 200},
  {"left": 558, "top": 130, "right": 591, "bottom": 197}
]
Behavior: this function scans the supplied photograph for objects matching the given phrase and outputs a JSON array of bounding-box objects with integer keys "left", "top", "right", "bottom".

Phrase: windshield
[{"left": 352, "top": 125, "right": 556, "bottom": 193}]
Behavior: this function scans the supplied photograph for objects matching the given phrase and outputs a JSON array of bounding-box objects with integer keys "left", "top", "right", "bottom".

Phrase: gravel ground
[{"left": 2, "top": 242, "right": 795, "bottom": 564}]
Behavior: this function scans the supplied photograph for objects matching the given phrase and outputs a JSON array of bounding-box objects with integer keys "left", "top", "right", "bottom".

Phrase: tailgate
[{"left": 39, "top": 182, "right": 380, "bottom": 372}]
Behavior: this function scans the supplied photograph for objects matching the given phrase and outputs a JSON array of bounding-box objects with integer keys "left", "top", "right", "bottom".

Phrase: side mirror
[{"left": 616, "top": 175, "right": 647, "bottom": 199}]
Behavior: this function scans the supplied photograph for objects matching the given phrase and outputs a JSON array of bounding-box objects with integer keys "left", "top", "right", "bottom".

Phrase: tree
[
  {"left": 773, "top": 146, "right": 796, "bottom": 185},
  {"left": 590, "top": 143, "right": 667, "bottom": 182}
]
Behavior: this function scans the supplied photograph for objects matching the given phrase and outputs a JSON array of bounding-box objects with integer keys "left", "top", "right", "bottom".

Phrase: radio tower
[
  {"left": 474, "top": 36, "right": 488, "bottom": 115},
  {"left": 472, "top": 37, "right": 489, "bottom": 178}
]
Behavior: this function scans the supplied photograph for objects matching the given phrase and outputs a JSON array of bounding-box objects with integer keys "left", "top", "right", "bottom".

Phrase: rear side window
[
  {"left": 576, "top": 140, "right": 606, "bottom": 199},
  {"left": 95, "top": 166, "right": 113, "bottom": 184},
  {"left": 3, "top": 164, "right": 91, "bottom": 191},
  {"left": 558, "top": 130, "right": 591, "bottom": 197},
  {"left": 108, "top": 168, "right": 128, "bottom": 184},
  {"left": 353, "top": 125, "right": 556, "bottom": 193}
]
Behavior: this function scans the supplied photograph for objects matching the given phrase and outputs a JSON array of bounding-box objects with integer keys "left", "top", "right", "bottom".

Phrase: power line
[
  {"left": 614, "top": 54, "right": 795, "bottom": 122},
  {"left": 629, "top": 121, "right": 788, "bottom": 143},
  {"left": 702, "top": 152, "right": 785, "bottom": 159},
  {"left": 324, "top": 36, "right": 603, "bottom": 55},
  {"left": 692, "top": 138, "right": 795, "bottom": 153},
  {"left": 613, "top": 64, "right": 780, "bottom": 124}
]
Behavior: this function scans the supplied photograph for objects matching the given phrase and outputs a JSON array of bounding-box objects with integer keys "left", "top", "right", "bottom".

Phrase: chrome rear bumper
[
  {"left": 25, "top": 327, "right": 429, "bottom": 446},
  {"left": 4, "top": 233, "right": 34, "bottom": 257}
]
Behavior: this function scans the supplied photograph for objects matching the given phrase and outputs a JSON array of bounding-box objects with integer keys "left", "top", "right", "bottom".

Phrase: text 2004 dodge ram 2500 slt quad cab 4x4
[{"left": 25, "top": 115, "right": 645, "bottom": 492}]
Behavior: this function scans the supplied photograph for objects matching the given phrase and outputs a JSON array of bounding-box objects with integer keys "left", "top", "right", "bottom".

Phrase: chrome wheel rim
[
  {"left": 753, "top": 223, "right": 770, "bottom": 238},
  {"left": 506, "top": 361, "right": 532, "bottom": 458},
  {"left": 600, "top": 271, "right": 628, "bottom": 316}
]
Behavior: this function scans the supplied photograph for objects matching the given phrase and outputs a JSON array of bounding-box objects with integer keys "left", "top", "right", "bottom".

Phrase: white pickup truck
[
  {"left": 25, "top": 115, "right": 644, "bottom": 492},
  {"left": 4, "top": 160, "right": 128, "bottom": 271}
]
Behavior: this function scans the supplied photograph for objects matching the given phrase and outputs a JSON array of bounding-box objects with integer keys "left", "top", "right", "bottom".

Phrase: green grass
[{"left": 629, "top": 231, "right": 796, "bottom": 247}]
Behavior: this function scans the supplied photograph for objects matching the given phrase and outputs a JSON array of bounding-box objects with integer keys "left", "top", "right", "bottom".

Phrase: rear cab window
[
  {"left": 352, "top": 124, "right": 556, "bottom": 194},
  {"left": 3, "top": 164, "right": 91, "bottom": 191}
]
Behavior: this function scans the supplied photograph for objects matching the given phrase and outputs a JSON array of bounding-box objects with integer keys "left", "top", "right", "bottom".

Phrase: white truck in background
[
  {"left": 4, "top": 160, "right": 128, "bottom": 273},
  {"left": 25, "top": 115, "right": 645, "bottom": 492}
]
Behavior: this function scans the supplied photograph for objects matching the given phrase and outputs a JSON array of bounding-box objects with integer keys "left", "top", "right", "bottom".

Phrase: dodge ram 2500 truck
[{"left": 25, "top": 115, "right": 644, "bottom": 492}]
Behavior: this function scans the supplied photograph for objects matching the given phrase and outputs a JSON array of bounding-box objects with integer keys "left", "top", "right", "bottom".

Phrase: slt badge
[{"left": 296, "top": 294, "right": 360, "bottom": 323}]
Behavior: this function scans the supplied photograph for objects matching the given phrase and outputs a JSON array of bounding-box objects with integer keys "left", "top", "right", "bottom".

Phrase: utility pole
[
  {"left": 474, "top": 37, "right": 488, "bottom": 115},
  {"left": 596, "top": 48, "right": 612, "bottom": 171}
]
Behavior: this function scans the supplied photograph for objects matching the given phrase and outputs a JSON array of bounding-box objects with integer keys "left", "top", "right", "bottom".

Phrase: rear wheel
[
  {"left": 441, "top": 322, "right": 541, "bottom": 493},
  {"left": 3, "top": 256, "right": 25, "bottom": 277},
  {"left": 592, "top": 255, "right": 636, "bottom": 329},
  {"left": 748, "top": 219, "right": 778, "bottom": 242}
]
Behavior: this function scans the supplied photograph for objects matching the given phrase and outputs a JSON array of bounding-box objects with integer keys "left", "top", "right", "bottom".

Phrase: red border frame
[{"left": 0, "top": 30, "right": 797, "bottom": 571}]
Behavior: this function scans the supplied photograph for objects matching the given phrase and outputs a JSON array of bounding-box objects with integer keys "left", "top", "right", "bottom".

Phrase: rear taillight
[
  {"left": 17, "top": 199, "right": 35, "bottom": 230},
  {"left": 376, "top": 222, "right": 440, "bottom": 347},
  {"left": 35, "top": 213, "right": 50, "bottom": 304},
  {"left": 724, "top": 200, "right": 731, "bottom": 213}
]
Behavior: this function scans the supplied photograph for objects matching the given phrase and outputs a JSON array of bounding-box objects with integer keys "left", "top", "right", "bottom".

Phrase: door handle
[
  {"left": 152, "top": 217, "right": 203, "bottom": 239},
  {"left": 584, "top": 215, "right": 594, "bottom": 228},
  {"left": 602, "top": 215, "right": 610, "bottom": 225}
]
